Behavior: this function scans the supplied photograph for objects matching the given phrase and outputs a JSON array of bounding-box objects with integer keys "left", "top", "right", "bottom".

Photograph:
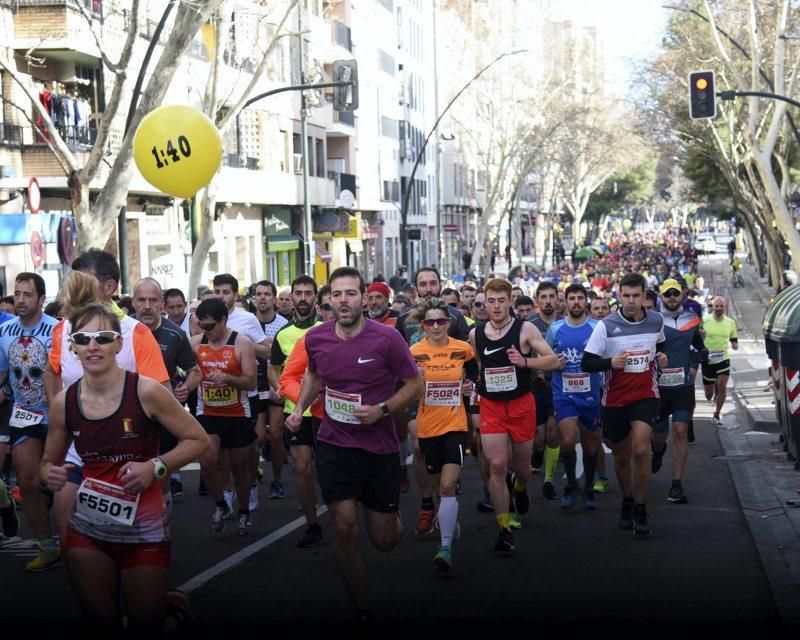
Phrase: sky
[{"left": 545, "top": 0, "right": 669, "bottom": 94}]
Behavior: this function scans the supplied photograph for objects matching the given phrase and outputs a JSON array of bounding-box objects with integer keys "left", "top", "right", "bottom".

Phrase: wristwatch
[
  {"left": 378, "top": 402, "right": 390, "bottom": 417},
  {"left": 151, "top": 456, "right": 168, "bottom": 479}
]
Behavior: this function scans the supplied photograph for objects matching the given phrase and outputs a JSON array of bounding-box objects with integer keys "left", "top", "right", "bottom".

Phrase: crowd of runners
[{"left": 0, "top": 225, "right": 742, "bottom": 631}]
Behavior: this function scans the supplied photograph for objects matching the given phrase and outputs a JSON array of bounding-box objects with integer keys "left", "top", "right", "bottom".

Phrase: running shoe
[
  {"left": 712, "top": 414, "right": 723, "bottom": 426},
  {"left": 0, "top": 500, "right": 19, "bottom": 538},
  {"left": 668, "top": 482, "right": 689, "bottom": 504},
  {"left": 542, "top": 481, "right": 556, "bottom": 500},
  {"left": 210, "top": 505, "right": 229, "bottom": 533},
  {"left": 531, "top": 447, "right": 544, "bottom": 471},
  {"left": 248, "top": 484, "right": 259, "bottom": 511},
  {"left": 11, "top": 486, "right": 22, "bottom": 506},
  {"left": 165, "top": 590, "right": 197, "bottom": 630},
  {"left": 494, "top": 528, "right": 514, "bottom": 552},
  {"left": 268, "top": 480, "right": 285, "bottom": 499},
  {"left": 651, "top": 443, "right": 667, "bottom": 474},
  {"left": 433, "top": 545, "right": 453, "bottom": 572},
  {"left": 688, "top": 420, "right": 696, "bottom": 444},
  {"left": 560, "top": 483, "right": 579, "bottom": 509},
  {"left": 399, "top": 468, "right": 410, "bottom": 494},
  {"left": 170, "top": 478, "right": 183, "bottom": 498},
  {"left": 583, "top": 490, "right": 598, "bottom": 511},
  {"left": 593, "top": 477, "right": 609, "bottom": 493},
  {"left": 236, "top": 513, "right": 253, "bottom": 537},
  {"left": 476, "top": 496, "right": 494, "bottom": 513},
  {"left": 25, "top": 545, "right": 61, "bottom": 572},
  {"left": 510, "top": 473, "right": 530, "bottom": 515},
  {"left": 508, "top": 513, "right": 522, "bottom": 529},
  {"left": 415, "top": 508, "right": 436, "bottom": 535},
  {"left": 619, "top": 496, "right": 634, "bottom": 530},
  {"left": 633, "top": 504, "right": 651, "bottom": 537},
  {"left": 297, "top": 525, "right": 324, "bottom": 548}
]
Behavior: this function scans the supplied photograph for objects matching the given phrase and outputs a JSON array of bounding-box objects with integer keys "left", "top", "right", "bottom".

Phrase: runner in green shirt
[{"left": 701, "top": 297, "right": 738, "bottom": 425}]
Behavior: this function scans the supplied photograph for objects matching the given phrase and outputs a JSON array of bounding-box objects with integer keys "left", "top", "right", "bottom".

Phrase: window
[
  {"left": 383, "top": 180, "right": 399, "bottom": 201},
  {"left": 307, "top": 136, "right": 315, "bottom": 175},
  {"left": 315, "top": 139, "right": 325, "bottom": 177},
  {"left": 381, "top": 116, "right": 398, "bottom": 139},
  {"left": 378, "top": 50, "right": 395, "bottom": 76},
  {"left": 293, "top": 133, "right": 301, "bottom": 154}
]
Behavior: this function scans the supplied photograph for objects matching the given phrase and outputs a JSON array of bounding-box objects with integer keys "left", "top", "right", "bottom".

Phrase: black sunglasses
[
  {"left": 70, "top": 331, "right": 121, "bottom": 346},
  {"left": 662, "top": 290, "right": 681, "bottom": 298},
  {"left": 319, "top": 303, "right": 333, "bottom": 312},
  {"left": 197, "top": 320, "right": 219, "bottom": 331},
  {"left": 473, "top": 301, "right": 486, "bottom": 309},
  {"left": 422, "top": 318, "right": 450, "bottom": 327}
]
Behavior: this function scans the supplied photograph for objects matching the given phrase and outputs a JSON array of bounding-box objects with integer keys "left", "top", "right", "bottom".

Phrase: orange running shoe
[{"left": 414, "top": 508, "right": 436, "bottom": 535}]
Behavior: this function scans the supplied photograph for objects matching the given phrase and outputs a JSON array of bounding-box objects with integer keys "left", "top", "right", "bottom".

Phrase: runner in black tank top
[{"left": 475, "top": 318, "right": 532, "bottom": 400}]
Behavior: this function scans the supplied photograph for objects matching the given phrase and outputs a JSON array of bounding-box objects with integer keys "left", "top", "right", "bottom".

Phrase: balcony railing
[
  {"left": 0, "top": 123, "right": 23, "bottom": 147},
  {"left": 28, "top": 124, "right": 98, "bottom": 150},
  {"left": 335, "top": 110, "right": 354, "bottom": 126},
  {"left": 13, "top": 0, "right": 102, "bottom": 17},
  {"left": 328, "top": 170, "right": 356, "bottom": 199},
  {"left": 332, "top": 20, "right": 352, "bottom": 52}
]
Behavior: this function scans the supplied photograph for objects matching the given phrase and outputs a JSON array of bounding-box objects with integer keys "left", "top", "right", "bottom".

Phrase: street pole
[
  {"left": 399, "top": 49, "right": 528, "bottom": 268},
  {"left": 298, "top": 1, "right": 314, "bottom": 278},
  {"left": 432, "top": 1, "right": 444, "bottom": 276}
]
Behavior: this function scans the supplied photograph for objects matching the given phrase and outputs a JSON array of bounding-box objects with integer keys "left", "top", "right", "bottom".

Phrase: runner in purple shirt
[{"left": 287, "top": 267, "right": 422, "bottom": 627}]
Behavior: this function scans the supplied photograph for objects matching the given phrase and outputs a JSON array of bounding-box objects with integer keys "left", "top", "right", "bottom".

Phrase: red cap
[{"left": 366, "top": 282, "right": 391, "bottom": 299}]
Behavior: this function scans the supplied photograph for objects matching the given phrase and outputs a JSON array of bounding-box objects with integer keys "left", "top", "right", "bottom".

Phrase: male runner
[
  {"left": 0, "top": 273, "right": 58, "bottom": 570},
  {"left": 276, "top": 289, "right": 294, "bottom": 319},
  {"left": 164, "top": 287, "right": 191, "bottom": 335},
  {"left": 268, "top": 276, "right": 322, "bottom": 545},
  {"left": 527, "top": 281, "right": 562, "bottom": 498},
  {"left": 702, "top": 297, "right": 738, "bottom": 425},
  {"left": 365, "top": 282, "right": 399, "bottom": 327},
  {"left": 287, "top": 266, "right": 422, "bottom": 624},
  {"left": 653, "top": 279, "right": 706, "bottom": 504},
  {"left": 132, "top": 278, "right": 201, "bottom": 497},
  {"left": 582, "top": 273, "right": 667, "bottom": 537},
  {"left": 545, "top": 284, "right": 603, "bottom": 510},
  {"left": 470, "top": 278, "right": 558, "bottom": 552},
  {"left": 191, "top": 298, "right": 257, "bottom": 536}
]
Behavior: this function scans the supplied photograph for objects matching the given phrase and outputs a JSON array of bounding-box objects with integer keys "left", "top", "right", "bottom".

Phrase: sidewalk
[{"left": 704, "top": 257, "right": 800, "bottom": 627}]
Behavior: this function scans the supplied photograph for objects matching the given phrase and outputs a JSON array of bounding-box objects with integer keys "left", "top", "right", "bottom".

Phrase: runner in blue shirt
[
  {"left": 0, "top": 273, "right": 59, "bottom": 571},
  {"left": 545, "top": 283, "right": 603, "bottom": 510}
]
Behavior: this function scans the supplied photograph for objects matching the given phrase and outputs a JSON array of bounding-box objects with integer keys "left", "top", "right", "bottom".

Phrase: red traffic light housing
[{"left": 689, "top": 70, "right": 716, "bottom": 119}]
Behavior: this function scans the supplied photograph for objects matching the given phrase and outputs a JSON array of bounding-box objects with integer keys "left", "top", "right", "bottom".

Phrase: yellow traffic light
[{"left": 696, "top": 77, "right": 708, "bottom": 90}]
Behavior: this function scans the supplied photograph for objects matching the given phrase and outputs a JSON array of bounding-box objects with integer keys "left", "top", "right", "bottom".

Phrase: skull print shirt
[{"left": 0, "top": 314, "right": 58, "bottom": 425}]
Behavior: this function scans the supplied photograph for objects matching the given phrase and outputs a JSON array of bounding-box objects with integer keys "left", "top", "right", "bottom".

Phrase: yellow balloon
[
  {"left": 622, "top": 218, "right": 632, "bottom": 229},
  {"left": 133, "top": 105, "right": 222, "bottom": 198}
]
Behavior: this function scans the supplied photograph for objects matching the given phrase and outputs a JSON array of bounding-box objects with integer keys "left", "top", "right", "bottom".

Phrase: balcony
[
  {"left": 328, "top": 170, "right": 356, "bottom": 201},
  {"left": 13, "top": 0, "right": 102, "bottom": 15},
  {"left": 0, "top": 124, "right": 23, "bottom": 148},
  {"left": 332, "top": 20, "right": 352, "bottom": 52},
  {"left": 25, "top": 124, "right": 98, "bottom": 151},
  {"left": 223, "top": 154, "right": 259, "bottom": 170}
]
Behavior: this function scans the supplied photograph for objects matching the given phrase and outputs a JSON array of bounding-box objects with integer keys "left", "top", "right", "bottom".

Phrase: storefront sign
[{"left": 264, "top": 208, "right": 292, "bottom": 235}]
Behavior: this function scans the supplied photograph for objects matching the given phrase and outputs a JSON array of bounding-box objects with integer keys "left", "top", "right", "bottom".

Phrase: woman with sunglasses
[
  {"left": 409, "top": 298, "right": 478, "bottom": 572},
  {"left": 41, "top": 303, "right": 208, "bottom": 633}
]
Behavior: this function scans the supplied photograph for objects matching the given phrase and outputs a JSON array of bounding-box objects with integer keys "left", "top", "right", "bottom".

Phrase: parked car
[{"left": 694, "top": 233, "right": 716, "bottom": 254}]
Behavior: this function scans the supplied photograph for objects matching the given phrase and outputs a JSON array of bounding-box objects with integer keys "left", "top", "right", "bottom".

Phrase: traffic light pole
[{"left": 718, "top": 90, "right": 800, "bottom": 110}]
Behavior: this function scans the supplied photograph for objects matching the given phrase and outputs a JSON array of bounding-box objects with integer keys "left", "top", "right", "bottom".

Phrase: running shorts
[
  {"left": 702, "top": 359, "right": 731, "bottom": 385},
  {"left": 419, "top": 431, "right": 467, "bottom": 475},
  {"left": 198, "top": 415, "right": 256, "bottom": 449},
  {"left": 479, "top": 393, "right": 536, "bottom": 443},
  {"left": 654, "top": 387, "right": 695, "bottom": 433},
  {"left": 286, "top": 416, "right": 320, "bottom": 448},
  {"left": 601, "top": 398, "right": 659, "bottom": 444},
  {"left": 553, "top": 395, "right": 601, "bottom": 431},
  {"left": 64, "top": 528, "right": 171, "bottom": 569},
  {"left": 534, "top": 388, "right": 555, "bottom": 426},
  {"left": 315, "top": 440, "right": 400, "bottom": 513},
  {"left": 10, "top": 423, "right": 47, "bottom": 448}
]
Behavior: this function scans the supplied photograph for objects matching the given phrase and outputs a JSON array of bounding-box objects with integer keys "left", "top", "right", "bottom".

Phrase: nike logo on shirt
[
  {"left": 484, "top": 347, "right": 504, "bottom": 356},
  {"left": 357, "top": 357, "right": 375, "bottom": 364}
]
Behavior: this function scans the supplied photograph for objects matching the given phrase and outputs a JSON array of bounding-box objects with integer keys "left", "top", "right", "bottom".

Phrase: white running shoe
[{"left": 249, "top": 484, "right": 259, "bottom": 511}]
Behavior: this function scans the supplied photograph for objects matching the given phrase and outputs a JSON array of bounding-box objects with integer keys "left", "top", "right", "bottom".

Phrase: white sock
[
  {"left": 438, "top": 496, "right": 459, "bottom": 547},
  {"left": 399, "top": 436, "right": 411, "bottom": 469},
  {"left": 223, "top": 489, "right": 234, "bottom": 509}
]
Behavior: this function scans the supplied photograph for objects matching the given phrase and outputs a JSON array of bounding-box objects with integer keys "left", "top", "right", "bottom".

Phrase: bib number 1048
[{"left": 151, "top": 136, "right": 192, "bottom": 169}]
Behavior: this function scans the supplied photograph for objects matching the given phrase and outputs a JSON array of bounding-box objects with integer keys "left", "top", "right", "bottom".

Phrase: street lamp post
[{"left": 399, "top": 49, "right": 528, "bottom": 270}]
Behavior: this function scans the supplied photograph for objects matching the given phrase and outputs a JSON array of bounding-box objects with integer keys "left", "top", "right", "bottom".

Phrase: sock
[
  {"left": 238, "top": 508, "right": 250, "bottom": 516},
  {"left": 545, "top": 445, "right": 560, "bottom": 482},
  {"left": 495, "top": 512, "right": 511, "bottom": 531},
  {"left": 438, "top": 496, "right": 459, "bottom": 546},
  {"left": 563, "top": 450, "right": 577, "bottom": 485},
  {"left": 513, "top": 476, "right": 525, "bottom": 493},
  {"left": 671, "top": 479, "right": 682, "bottom": 487},
  {"left": 421, "top": 496, "right": 434, "bottom": 511},
  {"left": 39, "top": 537, "right": 57, "bottom": 552},
  {"left": 223, "top": 489, "right": 234, "bottom": 506},
  {"left": 398, "top": 436, "right": 411, "bottom": 469},
  {"left": 0, "top": 479, "right": 9, "bottom": 509},
  {"left": 583, "top": 448, "right": 597, "bottom": 492}
]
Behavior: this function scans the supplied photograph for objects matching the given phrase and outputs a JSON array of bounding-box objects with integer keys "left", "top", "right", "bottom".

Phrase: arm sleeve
[
  {"left": 132, "top": 325, "right": 169, "bottom": 383},
  {"left": 581, "top": 352, "right": 613, "bottom": 373},
  {"left": 464, "top": 359, "right": 479, "bottom": 382}
]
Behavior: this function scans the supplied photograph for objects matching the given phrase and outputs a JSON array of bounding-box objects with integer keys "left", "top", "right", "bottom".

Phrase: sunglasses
[
  {"left": 320, "top": 303, "right": 333, "bottom": 312},
  {"left": 70, "top": 331, "right": 121, "bottom": 346},
  {"left": 662, "top": 290, "right": 681, "bottom": 298},
  {"left": 473, "top": 301, "right": 486, "bottom": 309},
  {"left": 422, "top": 318, "right": 450, "bottom": 327},
  {"left": 197, "top": 320, "right": 219, "bottom": 331}
]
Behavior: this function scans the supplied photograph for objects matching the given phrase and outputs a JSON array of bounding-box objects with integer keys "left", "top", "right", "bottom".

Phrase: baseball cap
[{"left": 661, "top": 278, "right": 682, "bottom": 294}]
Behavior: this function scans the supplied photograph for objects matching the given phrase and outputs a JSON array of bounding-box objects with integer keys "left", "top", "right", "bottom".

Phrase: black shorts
[
  {"left": 702, "top": 360, "right": 731, "bottom": 384},
  {"left": 198, "top": 415, "right": 256, "bottom": 450},
  {"left": 10, "top": 423, "right": 47, "bottom": 448},
  {"left": 254, "top": 394, "right": 283, "bottom": 415},
  {"left": 655, "top": 387, "right": 695, "bottom": 433},
  {"left": 286, "top": 416, "right": 320, "bottom": 448},
  {"left": 315, "top": 440, "right": 400, "bottom": 513},
  {"left": 465, "top": 395, "right": 480, "bottom": 416},
  {"left": 601, "top": 398, "right": 659, "bottom": 444},
  {"left": 419, "top": 431, "right": 467, "bottom": 475},
  {"left": 534, "top": 388, "right": 554, "bottom": 426},
  {"left": 0, "top": 400, "right": 10, "bottom": 445}
]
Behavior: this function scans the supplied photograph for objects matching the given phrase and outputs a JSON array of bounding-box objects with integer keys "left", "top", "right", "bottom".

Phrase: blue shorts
[{"left": 553, "top": 395, "right": 601, "bottom": 431}]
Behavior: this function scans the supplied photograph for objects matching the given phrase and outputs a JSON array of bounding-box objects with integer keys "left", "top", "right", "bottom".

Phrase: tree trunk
[
  {"left": 187, "top": 181, "right": 218, "bottom": 296},
  {"left": 739, "top": 210, "right": 765, "bottom": 277}
]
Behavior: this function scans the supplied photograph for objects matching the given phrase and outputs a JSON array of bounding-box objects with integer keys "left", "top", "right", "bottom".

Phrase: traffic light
[
  {"left": 689, "top": 70, "right": 716, "bottom": 119},
  {"left": 332, "top": 59, "right": 358, "bottom": 111}
]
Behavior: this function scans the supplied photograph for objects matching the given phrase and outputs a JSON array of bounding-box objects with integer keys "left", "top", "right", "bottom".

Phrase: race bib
[
  {"left": 203, "top": 383, "right": 237, "bottom": 407},
  {"left": 708, "top": 350, "right": 726, "bottom": 365},
  {"left": 258, "top": 390, "right": 270, "bottom": 400},
  {"left": 562, "top": 373, "right": 591, "bottom": 393},
  {"left": 660, "top": 368, "right": 684, "bottom": 387},
  {"left": 76, "top": 478, "right": 140, "bottom": 527},
  {"left": 624, "top": 350, "right": 651, "bottom": 373},
  {"left": 325, "top": 388, "right": 361, "bottom": 424},
  {"left": 425, "top": 381, "right": 461, "bottom": 406},
  {"left": 485, "top": 366, "right": 518, "bottom": 393},
  {"left": 9, "top": 405, "right": 44, "bottom": 428}
]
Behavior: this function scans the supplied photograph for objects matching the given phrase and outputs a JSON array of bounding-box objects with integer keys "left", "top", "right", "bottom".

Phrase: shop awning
[
  {"left": 316, "top": 245, "right": 331, "bottom": 263},
  {"left": 267, "top": 235, "right": 300, "bottom": 252}
]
